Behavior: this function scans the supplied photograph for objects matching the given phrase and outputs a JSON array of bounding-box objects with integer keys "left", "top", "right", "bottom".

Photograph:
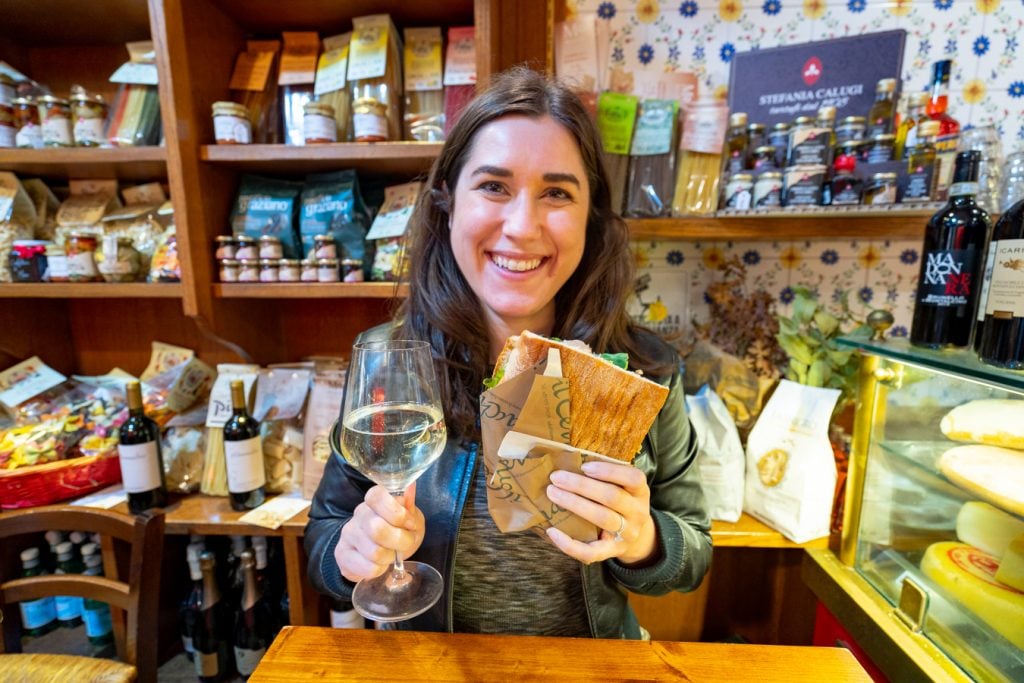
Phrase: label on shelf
[
  {"left": 985, "top": 239, "right": 1024, "bottom": 318},
  {"left": 348, "top": 15, "right": 390, "bottom": 82},
  {"left": 403, "top": 27, "right": 442, "bottom": 92},
  {"left": 225, "top": 436, "right": 267, "bottom": 493},
  {"left": 118, "top": 441, "right": 163, "bottom": 493}
]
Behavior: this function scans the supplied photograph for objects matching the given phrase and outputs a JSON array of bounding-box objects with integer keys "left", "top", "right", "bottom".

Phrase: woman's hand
[
  {"left": 545, "top": 460, "right": 658, "bottom": 566},
  {"left": 334, "top": 483, "right": 426, "bottom": 583}
]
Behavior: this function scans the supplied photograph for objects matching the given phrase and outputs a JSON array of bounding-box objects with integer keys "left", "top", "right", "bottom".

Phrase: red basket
[{"left": 0, "top": 453, "right": 123, "bottom": 509}]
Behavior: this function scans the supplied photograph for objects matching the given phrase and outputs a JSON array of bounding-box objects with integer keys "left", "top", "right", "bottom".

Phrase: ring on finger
[{"left": 613, "top": 513, "right": 626, "bottom": 542}]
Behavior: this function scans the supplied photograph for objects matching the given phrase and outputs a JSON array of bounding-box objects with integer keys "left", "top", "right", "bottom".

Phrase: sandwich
[{"left": 486, "top": 331, "right": 670, "bottom": 462}]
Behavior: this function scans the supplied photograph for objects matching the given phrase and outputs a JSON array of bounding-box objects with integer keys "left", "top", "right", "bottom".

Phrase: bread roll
[
  {"left": 939, "top": 445, "right": 1024, "bottom": 517},
  {"left": 940, "top": 399, "right": 1024, "bottom": 450}
]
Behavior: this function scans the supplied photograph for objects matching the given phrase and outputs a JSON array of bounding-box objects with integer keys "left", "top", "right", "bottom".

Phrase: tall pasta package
[
  {"left": 313, "top": 33, "right": 352, "bottom": 142},
  {"left": 348, "top": 15, "right": 403, "bottom": 142},
  {"left": 403, "top": 27, "right": 444, "bottom": 141},
  {"left": 107, "top": 41, "right": 162, "bottom": 147},
  {"left": 672, "top": 100, "right": 728, "bottom": 215}
]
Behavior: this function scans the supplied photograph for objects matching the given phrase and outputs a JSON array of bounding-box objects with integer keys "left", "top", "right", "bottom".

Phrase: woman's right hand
[{"left": 334, "top": 483, "right": 426, "bottom": 583}]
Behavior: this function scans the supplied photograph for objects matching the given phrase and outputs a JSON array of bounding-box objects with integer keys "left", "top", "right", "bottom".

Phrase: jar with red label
[
  {"left": 38, "top": 95, "right": 74, "bottom": 147},
  {"left": 9, "top": 240, "right": 49, "bottom": 282},
  {"left": 65, "top": 232, "right": 102, "bottom": 282},
  {"left": 12, "top": 97, "right": 42, "bottom": 149},
  {"left": 0, "top": 104, "right": 15, "bottom": 148},
  {"left": 71, "top": 92, "right": 108, "bottom": 147}
]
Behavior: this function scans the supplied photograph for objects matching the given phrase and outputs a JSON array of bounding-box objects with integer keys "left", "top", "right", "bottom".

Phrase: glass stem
[{"left": 390, "top": 490, "right": 406, "bottom": 579}]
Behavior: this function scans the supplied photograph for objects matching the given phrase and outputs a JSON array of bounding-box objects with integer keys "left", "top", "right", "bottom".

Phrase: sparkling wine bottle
[
  {"left": 223, "top": 380, "right": 266, "bottom": 511},
  {"left": 118, "top": 380, "right": 167, "bottom": 514},
  {"left": 232, "top": 550, "right": 274, "bottom": 679},
  {"left": 977, "top": 198, "right": 1024, "bottom": 368},
  {"left": 910, "top": 150, "right": 991, "bottom": 348},
  {"left": 179, "top": 543, "right": 204, "bottom": 662},
  {"left": 194, "top": 551, "right": 232, "bottom": 682}
]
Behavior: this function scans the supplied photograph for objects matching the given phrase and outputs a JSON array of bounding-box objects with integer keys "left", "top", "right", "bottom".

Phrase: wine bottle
[
  {"left": 910, "top": 150, "right": 991, "bottom": 348},
  {"left": 53, "top": 541, "right": 84, "bottom": 628},
  {"left": 81, "top": 545, "right": 114, "bottom": 647},
  {"left": 194, "top": 551, "right": 232, "bottom": 682},
  {"left": 18, "top": 548, "right": 58, "bottom": 637},
  {"left": 977, "top": 198, "right": 1024, "bottom": 368},
  {"left": 223, "top": 380, "right": 266, "bottom": 511},
  {"left": 226, "top": 535, "right": 247, "bottom": 609},
  {"left": 179, "top": 543, "right": 204, "bottom": 662},
  {"left": 233, "top": 549, "right": 273, "bottom": 679},
  {"left": 118, "top": 380, "right": 168, "bottom": 514}
]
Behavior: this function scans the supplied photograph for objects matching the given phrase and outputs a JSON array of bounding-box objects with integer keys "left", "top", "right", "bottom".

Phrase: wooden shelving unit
[
  {"left": 0, "top": 283, "right": 182, "bottom": 299},
  {"left": 0, "top": 147, "right": 167, "bottom": 181},
  {"left": 214, "top": 282, "right": 408, "bottom": 298},
  {"left": 201, "top": 142, "right": 442, "bottom": 176}
]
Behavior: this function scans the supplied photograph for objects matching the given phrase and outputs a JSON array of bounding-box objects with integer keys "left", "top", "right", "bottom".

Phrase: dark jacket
[{"left": 304, "top": 328, "right": 712, "bottom": 638}]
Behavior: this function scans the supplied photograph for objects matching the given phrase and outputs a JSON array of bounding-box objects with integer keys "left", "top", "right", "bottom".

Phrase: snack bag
[{"left": 685, "top": 385, "right": 744, "bottom": 522}]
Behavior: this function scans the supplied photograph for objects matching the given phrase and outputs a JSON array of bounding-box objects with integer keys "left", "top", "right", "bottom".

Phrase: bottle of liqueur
[
  {"left": 179, "top": 542, "right": 204, "bottom": 662},
  {"left": 223, "top": 380, "right": 266, "bottom": 511},
  {"left": 895, "top": 91, "right": 930, "bottom": 160},
  {"left": 81, "top": 544, "right": 114, "bottom": 647},
  {"left": 118, "top": 380, "right": 168, "bottom": 514},
  {"left": 926, "top": 60, "right": 961, "bottom": 199},
  {"left": 54, "top": 541, "right": 84, "bottom": 628},
  {"left": 977, "top": 199, "right": 1024, "bottom": 368},
  {"left": 725, "top": 112, "right": 749, "bottom": 174},
  {"left": 903, "top": 120, "right": 939, "bottom": 203},
  {"left": 233, "top": 549, "right": 274, "bottom": 679},
  {"left": 18, "top": 548, "right": 58, "bottom": 637},
  {"left": 911, "top": 151, "right": 991, "bottom": 348},
  {"left": 194, "top": 551, "right": 232, "bottom": 682},
  {"left": 867, "top": 78, "right": 898, "bottom": 137}
]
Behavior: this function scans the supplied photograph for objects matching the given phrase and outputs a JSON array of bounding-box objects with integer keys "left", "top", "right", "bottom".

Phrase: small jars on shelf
[
  {"left": 65, "top": 232, "right": 102, "bottom": 282},
  {"left": 38, "top": 95, "right": 74, "bottom": 148},
  {"left": 212, "top": 101, "right": 252, "bottom": 145}
]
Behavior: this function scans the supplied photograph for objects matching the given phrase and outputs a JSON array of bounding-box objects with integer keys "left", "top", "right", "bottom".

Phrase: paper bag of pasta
[
  {"left": 743, "top": 379, "right": 840, "bottom": 543},
  {"left": 479, "top": 331, "right": 669, "bottom": 542}
]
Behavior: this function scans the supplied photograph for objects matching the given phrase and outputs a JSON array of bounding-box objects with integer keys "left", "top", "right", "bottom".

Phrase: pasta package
[
  {"left": 348, "top": 15, "right": 403, "bottom": 142},
  {"left": 596, "top": 92, "right": 639, "bottom": 215},
  {"left": 403, "top": 27, "right": 444, "bottom": 141},
  {"left": 107, "top": 42, "right": 162, "bottom": 147},
  {"left": 625, "top": 99, "right": 679, "bottom": 217},
  {"left": 229, "top": 40, "right": 282, "bottom": 144},
  {"left": 278, "top": 32, "right": 320, "bottom": 146},
  {"left": 314, "top": 33, "right": 352, "bottom": 142},
  {"left": 443, "top": 27, "right": 476, "bottom": 135},
  {"left": 672, "top": 100, "right": 728, "bottom": 216}
]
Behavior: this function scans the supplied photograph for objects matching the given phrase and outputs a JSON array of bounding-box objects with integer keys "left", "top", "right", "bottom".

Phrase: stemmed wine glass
[{"left": 338, "top": 339, "right": 448, "bottom": 622}]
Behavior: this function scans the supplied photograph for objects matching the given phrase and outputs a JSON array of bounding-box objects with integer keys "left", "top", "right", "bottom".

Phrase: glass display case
[{"left": 832, "top": 335, "right": 1024, "bottom": 682}]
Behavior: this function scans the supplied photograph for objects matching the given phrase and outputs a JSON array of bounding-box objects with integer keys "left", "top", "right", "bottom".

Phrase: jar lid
[
  {"left": 757, "top": 171, "right": 783, "bottom": 179},
  {"left": 71, "top": 92, "right": 105, "bottom": 105},
  {"left": 237, "top": 258, "right": 259, "bottom": 265},
  {"left": 771, "top": 122, "right": 790, "bottom": 131},
  {"left": 746, "top": 123, "right": 766, "bottom": 132},
  {"left": 215, "top": 235, "right": 236, "bottom": 243},
  {"left": 313, "top": 234, "right": 334, "bottom": 242},
  {"left": 728, "top": 112, "right": 748, "bottom": 126},
  {"left": 258, "top": 235, "right": 282, "bottom": 244},
  {"left": 221, "top": 258, "right": 240, "bottom": 266},
  {"left": 871, "top": 172, "right": 898, "bottom": 180},
  {"left": 793, "top": 116, "right": 814, "bottom": 125},
  {"left": 68, "top": 231, "right": 97, "bottom": 239},
  {"left": 12, "top": 239, "right": 49, "bottom": 246},
  {"left": 318, "top": 258, "right": 339, "bottom": 266},
  {"left": 304, "top": 102, "right": 336, "bottom": 117},
  {"left": 212, "top": 101, "right": 248, "bottom": 117},
  {"left": 279, "top": 258, "right": 300, "bottom": 266},
  {"left": 839, "top": 116, "right": 866, "bottom": 125},
  {"left": 754, "top": 145, "right": 776, "bottom": 154},
  {"left": 235, "top": 235, "right": 257, "bottom": 244},
  {"left": 11, "top": 96, "right": 35, "bottom": 106},
  {"left": 876, "top": 78, "right": 897, "bottom": 92},
  {"left": 300, "top": 259, "right": 317, "bottom": 266},
  {"left": 871, "top": 133, "right": 896, "bottom": 142},
  {"left": 259, "top": 259, "right": 279, "bottom": 267},
  {"left": 341, "top": 258, "right": 363, "bottom": 266},
  {"left": 37, "top": 95, "right": 69, "bottom": 105},
  {"left": 729, "top": 173, "right": 754, "bottom": 181}
]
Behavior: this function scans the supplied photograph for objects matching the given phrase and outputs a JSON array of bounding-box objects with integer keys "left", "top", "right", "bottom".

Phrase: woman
[{"left": 305, "top": 68, "right": 711, "bottom": 638}]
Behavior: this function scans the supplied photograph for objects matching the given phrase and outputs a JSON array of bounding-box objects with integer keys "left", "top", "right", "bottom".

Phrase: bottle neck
[
  {"left": 928, "top": 77, "right": 950, "bottom": 117},
  {"left": 949, "top": 182, "right": 978, "bottom": 202},
  {"left": 201, "top": 565, "right": 221, "bottom": 609},
  {"left": 240, "top": 563, "right": 260, "bottom": 612}
]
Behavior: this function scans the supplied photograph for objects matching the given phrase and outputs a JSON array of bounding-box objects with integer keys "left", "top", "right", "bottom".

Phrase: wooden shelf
[
  {"left": 1, "top": 0, "right": 152, "bottom": 45},
  {"left": 210, "top": 0, "right": 475, "bottom": 33},
  {"left": 214, "top": 282, "right": 408, "bottom": 298},
  {"left": 0, "top": 147, "right": 167, "bottom": 181},
  {"left": 710, "top": 513, "right": 828, "bottom": 549},
  {"left": 108, "top": 493, "right": 308, "bottom": 537},
  {"left": 201, "top": 143, "right": 442, "bottom": 176},
  {"left": 628, "top": 209, "right": 932, "bottom": 241},
  {"left": 0, "top": 283, "right": 182, "bottom": 299}
]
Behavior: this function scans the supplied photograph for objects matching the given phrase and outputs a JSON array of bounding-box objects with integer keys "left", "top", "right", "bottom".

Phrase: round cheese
[
  {"left": 939, "top": 399, "right": 1024, "bottom": 450},
  {"left": 938, "top": 445, "right": 1024, "bottom": 517}
]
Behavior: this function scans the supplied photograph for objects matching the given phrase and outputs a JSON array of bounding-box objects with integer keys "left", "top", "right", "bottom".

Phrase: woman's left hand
[{"left": 545, "top": 459, "right": 658, "bottom": 566}]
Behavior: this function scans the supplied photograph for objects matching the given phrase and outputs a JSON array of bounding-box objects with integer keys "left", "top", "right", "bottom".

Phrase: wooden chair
[{"left": 0, "top": 505, "right": 165, "bottom": 683}]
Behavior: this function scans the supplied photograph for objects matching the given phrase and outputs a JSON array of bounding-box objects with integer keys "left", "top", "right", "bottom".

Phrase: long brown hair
[{"left": 395, "top": 67, "right": 674, "bottom": 442}]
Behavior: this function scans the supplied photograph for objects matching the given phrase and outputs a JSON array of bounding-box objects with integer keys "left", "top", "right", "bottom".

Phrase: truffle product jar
[
  {"left": 317, "top": 257, "right": 340, "bottom": 282},
  {"left": 12, "top": 97, "right": 42, "bottom": 149},
  {"left": 214, "top": 235, "right": 237, "bottom": 261},
  {"left": 235, "top": 235, "right": 258, "bottom": 260},
  {"left": 753, "top": 172, "right": 784, "bottom": 208},
  {"left": 71, "top": 93, "right": 108, "bottom": 147},
  {"left": 835, "top": 116, "right": 867, "bottom": 145},
  {"left": 258, "top": 235, "right": 283, "bottom": 259},
  {"left": 723, "top": 173, "right": 754, "bottom": 209},
  {"left": 752, "top": 146, "right": 778, "bottom": 172},
  {"left": 258, "top": 259, "right": 279, "bottom": 282},
  {"left": 237, "top": 258, "right": 260, "bottom": 282},
  {"left": 38, "top": 96, "right": 73, "bottom": 147},
  {"left": 278, "top": 258, "right": 301, "bottom": 282},
  {"left": 353, "top": 97, "right": 389, "bottom": 142},
  {"left": 211, "top": 101, "right": 252, "bottom": 144},
  {"left": 303, "top": 102, "right": 337, "bottom": 144},
  {"left": 219, "top": 258, "right": 240, "bottom": 282},
  {"left": 863, "top": 172, "right": 898, "bottom": 205},
  {"left": 313, "top": 234, "right": 337, "bottom": 260},
  {"left": 341, "top": 258, "right": 365, "bottom": 282},
  {"left": 300, "top": 259, "right": 318, "bottom": 282},
  {"left": 866, "top": 134, "right": 896, "bottom": 164}
]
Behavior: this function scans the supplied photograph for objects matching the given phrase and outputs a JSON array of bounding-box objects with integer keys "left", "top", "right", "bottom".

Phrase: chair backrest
[{"left": 0, "top": 505, "right": 164, "bottom": 682}]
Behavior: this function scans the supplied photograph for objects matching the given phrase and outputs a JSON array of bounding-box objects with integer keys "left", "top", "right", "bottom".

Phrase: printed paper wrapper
[{"left": 479, "top": 350, "right": 601, "bottom": 542}]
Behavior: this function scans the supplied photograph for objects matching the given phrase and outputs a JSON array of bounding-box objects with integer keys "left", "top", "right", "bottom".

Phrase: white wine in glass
[{"left": 338, "top": 340, "right": 447, "bottom": 622}]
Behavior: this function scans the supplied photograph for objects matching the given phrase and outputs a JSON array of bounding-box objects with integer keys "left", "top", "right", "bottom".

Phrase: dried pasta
[{"left": 672, "top": 150, "right": 722, "bottom": 215}]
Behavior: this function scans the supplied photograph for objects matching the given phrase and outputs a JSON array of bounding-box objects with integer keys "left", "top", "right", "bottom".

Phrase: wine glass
[{"left": 338, "top": 339, "right": 447, "bottom": 622}]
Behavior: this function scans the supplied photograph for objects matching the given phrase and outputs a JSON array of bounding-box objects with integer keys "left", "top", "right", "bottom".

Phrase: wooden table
[{"left": 250, "top": 626, "right": 871, "bottom": 682}]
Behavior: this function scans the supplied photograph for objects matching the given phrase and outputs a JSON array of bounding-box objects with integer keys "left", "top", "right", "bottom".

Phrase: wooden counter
[{"left": 250, "top": 626, "right": 870, "bottom": 682}]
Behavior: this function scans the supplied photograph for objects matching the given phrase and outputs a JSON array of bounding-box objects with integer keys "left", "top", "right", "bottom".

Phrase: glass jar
[
  {"left": 258, "top": 258, "right": 279, "bottom": 282},
  {"left": 71, "top": 93, "right": 108, "bottom": 147},
  {"left": 835, "top": 116, "right": 867, "bottom": 145},
  {"left": 211, "top": 101, "right": 252, "bottom": 144},
  {"left": 724, "top": 173, "right": 754, "bottom": 209},
  {"left": 0, "top": 73, "right": 14, "bottom": 106},
  {"left": 999, "top": 149, "right": 1024, "bottom": 212},
  {"left": 753, "top": 172, "right": 783, "bottom": 208},
  {"left": 65, "top": 232, "right": 101, "bottom": 282},
  {"left": 38, "top": 95, "right": 73, "bottom": 147},
  {"left": 214, "top": 235, "right": 237, "bottom": 261},
  {"left": 279, "top": 258, "right": 301, "bottom": 282},
  {"left": 768, "top": 122, "right": 790, "bottom": 169},
  {"left": 353, "top": 97, "right": 388, "bottom": 142},
  {"left": 313, "top": 234, "right": 337, "bottom": 260},
  {"left": 786, "top": 116, "right": 814, "bottom": 167},
  {"left": 863, "top": 172, "right": 898, "bottom": 205},
  {"left": 96, "top": 236, "right": 141, "bottom": 282},
  {"left": 317, "top": 257, "right": 340, "bottom": 282},
  {"left": 45, "top": 243, "right": 68, "bottom": 282},
  {"left": 341, "top": 258, "right": 364, "bottom": 283},
  {"left": 752, "top": 146, "right": 778, "bottom": 172},
  {"left": 303, "top": 102, "right": 337, "bottom": 144},
  {"left": 12, "top": 97, "right": 42, "bottom": 149},
  {"left": 300, "top": 259, "right": 318, "bottom": 282},
  {"left": 9, "top": 240, "right": 49, "bottom": 282},
  {"left": 238, "top": 258, "right": 260, "bottom": 282},
  {"left": 258, "top": 235, "right": 283, "bottom": 259},
  {"left": 219, "top": 258, "right": 240, "bottom": 282},
  {"left": 235, "top": 235, "right": 258, "bottom": 260},
  {"left": 835, "top": 139, "right": 867, "bottom": 164},
  {"left": 0, "top": 104, "right": 14, "bottom": 148},
  {"left": 865, "top": 134, "right": 896, "bottom": 164}
]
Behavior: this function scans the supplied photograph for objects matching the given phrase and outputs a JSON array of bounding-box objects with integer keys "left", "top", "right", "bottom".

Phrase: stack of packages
[{"left": 2, "top": 174, "right": 180, "bottom": 284}]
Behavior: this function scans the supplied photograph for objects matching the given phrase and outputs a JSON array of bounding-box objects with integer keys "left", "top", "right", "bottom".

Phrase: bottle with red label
[{"left": 910, "top": 150, "right": 991, "bottom": 348}]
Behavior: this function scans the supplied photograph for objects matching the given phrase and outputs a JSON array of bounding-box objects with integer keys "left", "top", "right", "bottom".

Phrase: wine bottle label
[
  {"left": 225, "top": 436, "right": 267, "bottom": 493},
  {"left": 83, "top": 605, "right": 113, "bottom": 637},
  {"left": 234, "top": 645, "right": 266, "bottom": 675},
  {"left": 118, "top": 441, "right": 163, "bottom": 493},
  {"left": 195, "top": 650, "right": 219, "bottom": 677},
  {"left": 55, "top": 595, "right": 83, "bottom": 620},
  {"left": 20, "top": 597, "right": 57, "bottom": 629},
  {"left": 977, "top": 240, "right": 998, "bottom": 322},
  {"left": 985, "top": 239, "right": 1024, "bottom": 318},
  {"left": 919, "top": 247, "right": 978, "bottom": 307}
]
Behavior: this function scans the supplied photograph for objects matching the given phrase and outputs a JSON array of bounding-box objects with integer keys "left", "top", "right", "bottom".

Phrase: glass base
[{"left": 352, "top": 561, "right": 443, "bottom": 623}]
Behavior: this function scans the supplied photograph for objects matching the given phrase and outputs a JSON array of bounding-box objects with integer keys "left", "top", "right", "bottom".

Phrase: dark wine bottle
[
  {"left": 118, "top": 380, "right": 168, "bottom": 514},
  {"left": 233, "top": 550, "right": 274, "bottom": 678},
  {"left": 179, "top": 543, "right": 204, "bottom": 662},
  {"left": 223, "top": 380, "right": 266, "bottom": 511},
  {"left": 910, "top": 150, "right": 992, "bottom": 348},
  {"left": 977, "top": 198, "right": 1024, "bottom": 368},
  {"left": 194, "top": 551, "right": 232, "bottom": 682}
]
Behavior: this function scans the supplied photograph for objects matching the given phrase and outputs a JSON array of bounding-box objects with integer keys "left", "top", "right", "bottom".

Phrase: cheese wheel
[
  {"left": 995, "top": 534, "right": 1024, "bottom": 592},
  {"left": 938, "top": 445, "right": 1024, "bottom": 517},
  {"left": 920, "top": 542, "right": 1024, "bottom": 649},
  {"left": 939, "top": 399, "right": 1024, "bottom": 450},
  {"left": 956, "top": 501, "right": 1024, "bottom": 559}
]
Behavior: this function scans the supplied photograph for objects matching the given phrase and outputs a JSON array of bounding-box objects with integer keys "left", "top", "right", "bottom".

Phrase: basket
[{"left": 0, "top": 453, "right": 122, "bottom": 509}]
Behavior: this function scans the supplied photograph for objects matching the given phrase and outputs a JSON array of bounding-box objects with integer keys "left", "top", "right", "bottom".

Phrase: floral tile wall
[{"left": 567, "top": 0, "right": 1021, "bottom": 338}]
